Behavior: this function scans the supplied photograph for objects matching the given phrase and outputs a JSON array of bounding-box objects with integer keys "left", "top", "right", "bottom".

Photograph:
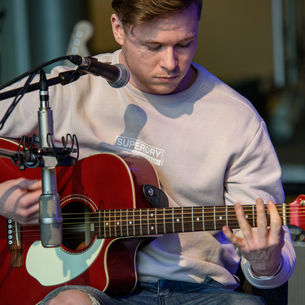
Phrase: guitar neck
[{"left": 94, "top": 204, "right": 289, "bottom": 238}]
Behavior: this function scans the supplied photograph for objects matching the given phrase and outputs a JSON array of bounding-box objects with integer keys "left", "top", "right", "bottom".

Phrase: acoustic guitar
[{"left": 0, "top": 137, "right": 304, "bottom": 305}]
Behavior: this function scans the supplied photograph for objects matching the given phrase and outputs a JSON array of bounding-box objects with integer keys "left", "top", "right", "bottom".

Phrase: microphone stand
[
  {"left": 0, "top": 68, "right": 81, "bottom": 248},
  {"left": 0, "top": 69, "right": 85, "bottom": 101}
]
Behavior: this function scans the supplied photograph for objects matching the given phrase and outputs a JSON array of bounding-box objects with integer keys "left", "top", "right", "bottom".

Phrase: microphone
[
  {"left": 69, "top": 55, "right": 130, "bottom": 88},
  {"left": 38, "top": 70, "right": 62, "bottom": 248}
]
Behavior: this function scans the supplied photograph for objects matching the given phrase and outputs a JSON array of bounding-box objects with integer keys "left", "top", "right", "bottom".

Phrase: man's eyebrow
[{"left": 143, "top": 35, "right": 197, "bottom": 45}]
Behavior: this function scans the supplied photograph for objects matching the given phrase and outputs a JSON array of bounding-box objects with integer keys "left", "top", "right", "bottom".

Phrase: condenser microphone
[{"left": 69, "top": 55, "right": 130, "bottom": 88}]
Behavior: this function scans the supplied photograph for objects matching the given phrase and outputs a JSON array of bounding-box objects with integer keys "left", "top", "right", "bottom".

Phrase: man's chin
[{"left": 144, "top": 83, "right": 181, "bottom": 95}]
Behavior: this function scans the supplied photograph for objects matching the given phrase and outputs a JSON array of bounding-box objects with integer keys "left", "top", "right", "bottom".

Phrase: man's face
[{"left": 112, "top": 4, "right": 199, "bottom": 95}]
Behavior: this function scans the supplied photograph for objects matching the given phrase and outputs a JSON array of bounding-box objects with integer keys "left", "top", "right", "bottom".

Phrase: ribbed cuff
[{"left": 241, "top": 252, "right": 292, "bottom": 289}]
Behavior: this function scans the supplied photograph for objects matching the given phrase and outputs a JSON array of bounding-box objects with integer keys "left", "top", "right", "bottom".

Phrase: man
[{"left": 0, "top": 1, "right": 295, "bottom": 304}]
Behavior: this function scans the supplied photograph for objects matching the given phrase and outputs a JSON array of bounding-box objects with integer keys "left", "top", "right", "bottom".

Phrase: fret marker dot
[
  {"left": 129, "top": 221, "right": 133, "bottom": 225},
  {"left": 196, "top": 217, "right": 200, "bottom": 221},
  {"left": 117, "top": 222, "right": 120, "bottom": 225},
  {"left": 176, "top": 219, "right": 180, "bottom": 222},
  {"left": 151, "top": 226, "right": 154, "bottom": 230},
  {"left": 219, "top": 216, "right": 223, "bottom": 220},
  {"left": 106, "top": 222, "right": 109, "bottom": 226},
  {"left": 245, "top": 215, "right": 249, "bottom": 219},
  {"left": 150, "top": 213, "right": 154, "bottom": 217}
]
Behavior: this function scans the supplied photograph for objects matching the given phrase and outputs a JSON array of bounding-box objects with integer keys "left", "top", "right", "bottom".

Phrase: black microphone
[{"left": 69, "top": 55, "right": 130, "bottom": 88}]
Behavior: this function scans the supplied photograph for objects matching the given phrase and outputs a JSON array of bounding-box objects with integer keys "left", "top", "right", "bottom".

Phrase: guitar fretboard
[{"left": 94, "top": 204, "right": 289, "bottom": 239}]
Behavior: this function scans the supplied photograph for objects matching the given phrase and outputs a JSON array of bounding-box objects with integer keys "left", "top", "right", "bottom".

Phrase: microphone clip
[{"left": 7, "top": 134, "right": 79, "bottom": 171}]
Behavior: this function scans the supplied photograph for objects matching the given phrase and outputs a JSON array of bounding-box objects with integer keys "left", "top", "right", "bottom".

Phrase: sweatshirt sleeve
[
  {"left": 224, "top": 120, "right": 296, "bottom": 288},
  {"left": 224, "top": 120, "right": 284, "bottom": 205}
]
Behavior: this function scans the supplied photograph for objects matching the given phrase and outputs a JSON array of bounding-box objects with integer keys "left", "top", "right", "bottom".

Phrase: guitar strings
[
  {"left": 10, "top": 207, "right": 305, "bottom": 242},
  {"left": 22, "top": 204, "right": 304, "bottom": 224},
  {"left": 14, "top": 205, "right": 305, "bottom": 226}
]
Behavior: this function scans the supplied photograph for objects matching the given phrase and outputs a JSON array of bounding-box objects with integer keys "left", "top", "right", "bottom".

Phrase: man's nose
[{"left": 160, "top": 47, "right": 178, "bottom": 72}]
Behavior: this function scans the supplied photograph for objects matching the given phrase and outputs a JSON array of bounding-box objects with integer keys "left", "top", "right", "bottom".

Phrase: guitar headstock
[{"left": 288, "top": 195, "right": 305, "bottom": 241}]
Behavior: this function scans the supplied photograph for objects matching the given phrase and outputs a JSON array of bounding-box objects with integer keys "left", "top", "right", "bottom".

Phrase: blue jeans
[{"left": 41, "top": 278, "right": 266, "bottom": 305}]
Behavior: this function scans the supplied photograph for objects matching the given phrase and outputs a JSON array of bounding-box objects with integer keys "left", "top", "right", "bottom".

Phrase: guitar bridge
[{"left": 7, "top": 219, "right": 23, "bottom": 267}]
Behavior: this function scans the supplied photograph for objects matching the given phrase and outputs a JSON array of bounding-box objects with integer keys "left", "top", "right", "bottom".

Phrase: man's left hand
[{"left": 223, "top": 198, "right": 285, "bottom": 276}]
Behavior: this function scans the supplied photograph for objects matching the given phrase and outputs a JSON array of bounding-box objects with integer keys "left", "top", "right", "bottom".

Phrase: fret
[
  {"left": 103, "top": 210, "right": 107, "bottom": 238},
  {"left": 139, "top": 209, "right": 148, "bottom": 235},
  {"left": 182, "top": 207, "right": 193, "bottom": 232},
  {"left": 114, "top": 210, "right": 117, "bottom": 237},
  {"left": 102, "top": 210, "right": 106, "bottom": 238},
  {"left": 132, "top": 209, "right": 136, "bottom": 236},
  {"left": 120, "top": 209, "right": 127, "bottom": 237},
  {"left": 244, "top": 208, "right": 250, "bottom": 225},
  {"left": 181, "top": 207, "right": 184, "bottom": 233},
  {"left": 154, "top": 208, "right": 165, "bottom": 234},
  {"left": 282, "top": 204, "right": 286, "bottom": 226},
  {"left": 147, "top": 209, "right": 155, "bottom": 234},
  {"left": 285, "top": 203, "right": 291, "bottom": 226},
  {"left": 128, "top": 210, "right": 134, "bottom": 235},
  {"left": 173, "top": 208, "right": 183, "bottom": 233},
  {"left": 98, "top": 211, "right": 102, "bottom": 238},
  {"left": 213, "top": 206, "right": 216, "bottom": 230},
  {"left": 202, "top": 206, "right": 205, "bottom": 231},
  {"left": 203, "top": 207, "right": 217, "bottom": 231},
  {"left": 229, "top": 205, "right": 238, "bottom": 229},
  {"left": 133, "top": 209, "right": 140, "bottom": 236},
  {"left": 126, "top": 209, "right": 129, "bottom": 236},
  {"left": 155, "top": 208, "right": 158, "bottom": 234},
  {"left": 147, "top": 209, "right": 150, "bottom": 235},
  {"left": 252, "top": 205, "right": 255, "bottom": 227},
  {"left": 164, "top": 208, "right": 173, "bottom": 233},
  {"left": 105, "top": 211, "right": 111, "bottom": 237},
  {"left": 110, "top": 210, "right": 115, "bottom": 237},
  {"left": 120, "top": 209, "right": 123, "bottom": 237},
  {"left": 163, "top": 208, "right": 166, "bottom": 234},
  {"left": 193, "top": 207, "right": 203, "bottom": 231},
  {"left": 191, "top": 207, "right": 194, "bottom": 232},
  {"left": 127, "top": 210, "right": 135, "bottom": 236},
  {"left": 266, "top": 205, "right": 271, "bottom": 226},
  {"left": 172, "top": 208, "right": 175, "bottom": 233},
  {"left": 139, "top": 209, "right": 143, "bottom": 235},
  {"left": 225, "top": 205, "right": 228, "bottom": 227},
  {"left": 214, "top": 206, "right": 227, "bottom": 230}
]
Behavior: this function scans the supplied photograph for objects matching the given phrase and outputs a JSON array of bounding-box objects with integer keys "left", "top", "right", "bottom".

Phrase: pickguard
[{"left": 26, "top": 239, "right": 104, "bottom": 286}]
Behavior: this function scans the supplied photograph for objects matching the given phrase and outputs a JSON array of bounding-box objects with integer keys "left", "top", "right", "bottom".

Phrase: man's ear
[{"left": 111, "top": 14, "right": 125, "bottom": 46}]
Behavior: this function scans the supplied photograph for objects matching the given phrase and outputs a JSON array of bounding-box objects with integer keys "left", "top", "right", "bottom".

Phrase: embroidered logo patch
[{"left": 115, "top": 136, "right": 165, "bottom": 166}]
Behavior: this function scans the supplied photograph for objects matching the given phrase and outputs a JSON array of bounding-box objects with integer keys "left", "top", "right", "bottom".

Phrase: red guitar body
[{"left": 0, "top": 139, "right": 159, "bottom": 305}]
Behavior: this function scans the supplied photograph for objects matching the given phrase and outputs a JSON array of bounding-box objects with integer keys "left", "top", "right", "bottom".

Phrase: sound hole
[{"left": 62, "top": 201, "right": 95, "bottom": 251}]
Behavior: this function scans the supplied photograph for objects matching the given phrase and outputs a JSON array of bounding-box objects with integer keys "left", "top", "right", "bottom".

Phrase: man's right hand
[{"left": 0, "top": 178, "right": 41, "bottom": 224}]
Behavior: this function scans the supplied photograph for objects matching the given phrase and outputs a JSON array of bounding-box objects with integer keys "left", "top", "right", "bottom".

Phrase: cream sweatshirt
[{"left": 0, "top": 50, "right": 295, "bottom": 289}]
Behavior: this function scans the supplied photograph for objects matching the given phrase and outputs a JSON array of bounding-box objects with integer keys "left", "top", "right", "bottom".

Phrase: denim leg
[
  {"left": 118, "top": 278, "right": 266, "bottom": 305},
  {"left": 158, "top": 279, "right": 266, "bottom": 305},
  {"left": 38, "top": 279, "right": 267, "bottom": 305}
]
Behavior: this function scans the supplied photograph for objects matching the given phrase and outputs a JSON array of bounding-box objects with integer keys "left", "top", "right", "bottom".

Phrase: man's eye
[
  {"left": 146, "top": 44, "right": 161, "bottom": 51},
  {"left": 177, "top": 42, "right": 192, "bottom": 48}
]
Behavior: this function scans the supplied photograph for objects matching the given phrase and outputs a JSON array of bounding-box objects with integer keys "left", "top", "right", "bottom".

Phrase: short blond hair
[{"left": 111, "top": 0, "right": 202, "bottom": 28}]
